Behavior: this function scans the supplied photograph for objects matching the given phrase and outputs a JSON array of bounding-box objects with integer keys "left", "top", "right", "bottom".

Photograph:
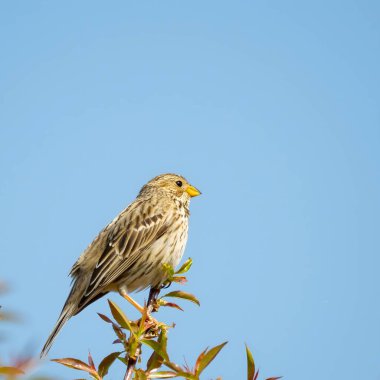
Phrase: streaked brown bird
[{"left": 40, "top": 173, "right": 201, "bottom": 357}]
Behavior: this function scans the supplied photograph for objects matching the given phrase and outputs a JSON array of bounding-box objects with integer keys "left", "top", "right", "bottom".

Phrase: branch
[{"left": 123, "top": 344, "right": 141, "bottom": 380}]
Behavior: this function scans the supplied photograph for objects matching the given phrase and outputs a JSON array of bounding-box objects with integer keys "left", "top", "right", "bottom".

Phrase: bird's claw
[
  {"left": 161, "top": 281, "right": 172, "bottom": 289},
  {"left": 136, "top": 313, "right": 160, "bottom": 339}
]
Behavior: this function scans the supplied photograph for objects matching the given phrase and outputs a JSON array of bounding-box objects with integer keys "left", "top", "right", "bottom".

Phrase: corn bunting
[{"left": 41, "top": 173, "right": 201, "bottom": 357}]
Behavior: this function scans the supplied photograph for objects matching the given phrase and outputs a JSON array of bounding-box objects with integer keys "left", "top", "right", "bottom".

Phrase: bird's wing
[{"left": 80, "top": 201, "right": 169, "bottom": 305}]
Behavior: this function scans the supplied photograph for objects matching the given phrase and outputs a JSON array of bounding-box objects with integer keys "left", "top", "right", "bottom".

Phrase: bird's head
[{"left": 139, "top": 173, "right": 201, "bottom": 201}]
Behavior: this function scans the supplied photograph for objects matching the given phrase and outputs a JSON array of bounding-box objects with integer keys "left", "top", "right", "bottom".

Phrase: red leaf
[
  {"left": 88, "top": 352, "right": 95, "bottom": 370},
  {"left": 171, "top": 276, "right": 188, "bottom": 284},
  {"left": 112, "top": 324, "right": 126, "bottom": 342},
  {"left": 51, "top": 358, "right": 97, "bottom": 376},
  {"left": 97, "top": 313, "right": 113, "bottom": 324},
  {"left": 164, "top": 302, "right": 184, "bottom": 311},
  {"left": 195, "top": 348, "right": 206, "bottom": 373},
  {"left": 158, "top": 299, "right": 184, "bottom": 311}
]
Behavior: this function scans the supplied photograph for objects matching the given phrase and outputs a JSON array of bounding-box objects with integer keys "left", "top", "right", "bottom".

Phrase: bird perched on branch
[{"left": 41, "top": 173, "right": 201, "bottom": 357}]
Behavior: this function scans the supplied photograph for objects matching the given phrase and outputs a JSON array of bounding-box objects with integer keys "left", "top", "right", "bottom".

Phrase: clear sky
[{"left": 0, "top": 1, "right": 379, "bottom": 379}]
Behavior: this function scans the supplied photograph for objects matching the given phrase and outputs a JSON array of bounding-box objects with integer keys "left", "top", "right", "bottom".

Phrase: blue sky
[{"left": 0, "top": 1, "right": 379, "bottom": 379}]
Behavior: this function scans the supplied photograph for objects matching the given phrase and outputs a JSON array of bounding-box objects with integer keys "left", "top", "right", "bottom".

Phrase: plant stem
[
  {"left": 123, "top": 345, "right": 141, "bottom": 380},
  {"left": 123, "top": 358, "right": 136, "bottom": 380}
]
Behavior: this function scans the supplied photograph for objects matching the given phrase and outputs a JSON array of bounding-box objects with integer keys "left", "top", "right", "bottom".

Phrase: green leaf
[
  {"left": 117, "top": 357, "right": 128, "bottom": 366},
  {"left": 162, "top": 263, "right": 175, "bottom": 277},
  {"left": 141, "top": 339, "right": 169, "bottom": 362},
  {"left": 0, "top": 366, "right": 24, "bottom": 376},
  {"left": 195, "top": 341, "right": 227, "bottom": 375},
  {"left": 175, "top": 258, "right": 193, "bottom": 274},
  {"left": 148, "top": 371, "right": 178, "bottom": 378},
  {"left": 98, "top": 351, "right": 121, "bottom": 377},
  {"left": 162, "top": 291, "right": 200, "bottom": 306},
  {"left": 163, "top": 364, "right": 197, "bottom": 379},
  {"left": 108, "top": 299, "right": 135, "bottom": 335},
  {"left": 147, "top": 329, "right": 168, "bottom": 371},
  {"left": 51, "top": 358, "right": 97, "bottom": 376},
  {"left": 245, "top": 344, "right": 255, "bottom": 380},
  {"left": 164, "top": 361, "right": 183, "bottom": 373},
  {"left": 147, "top": 349, "right": 164, "bottom": 373},
  {"left": 174, "top": 371, "right": 197, "bottom": 380},
  {"left": 134, "top": 369, "right": 148, "bottom": 380}
]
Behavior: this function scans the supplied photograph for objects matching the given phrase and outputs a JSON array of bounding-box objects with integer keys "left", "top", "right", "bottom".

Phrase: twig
[
  {"left": 147, "top": 286, "right": 161, "bottom": 313},
  {"left": 123, "top": 344, "right": 141, "bottom": 380},
  {"left": 123, "top": 357, "right": 136, "bottom": 380}
]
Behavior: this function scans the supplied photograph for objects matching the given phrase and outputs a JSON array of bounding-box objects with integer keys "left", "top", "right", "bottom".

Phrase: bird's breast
[
  {"left": 119, "top": 214, "right": 189, "bottom": 292},
  {"left": 152, "top": 215, "right": 189, "bottom": 268}
]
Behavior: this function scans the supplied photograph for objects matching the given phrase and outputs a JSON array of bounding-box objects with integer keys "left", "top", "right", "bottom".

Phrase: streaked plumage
[{"left": 41, "top": 173, "right": 200, "bottom": 357}]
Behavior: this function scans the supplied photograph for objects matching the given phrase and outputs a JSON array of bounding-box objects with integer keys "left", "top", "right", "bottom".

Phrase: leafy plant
[
  {"left": 0, "top": 260, "right": 281, "bottom": 379},
  {"left": 51, "top": 259, "right": 281, "bottom": 380}
]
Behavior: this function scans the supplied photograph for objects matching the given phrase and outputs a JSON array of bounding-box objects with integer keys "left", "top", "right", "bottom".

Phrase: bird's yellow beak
[{"left": 186, "top": 185, "right": 201, "bottom": 197}]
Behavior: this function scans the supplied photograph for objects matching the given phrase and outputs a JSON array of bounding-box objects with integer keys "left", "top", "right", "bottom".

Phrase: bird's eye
[{"left": 176, "top": 180, "right": 183, "bottom": 187}]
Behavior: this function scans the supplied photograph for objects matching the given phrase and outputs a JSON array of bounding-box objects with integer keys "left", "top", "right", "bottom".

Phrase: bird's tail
[
  {"left": 40, "top": 303, "right": 75, "bottom": 358},
  {"left": 40, "top": 275, "right": 88, "bottom": 358}
]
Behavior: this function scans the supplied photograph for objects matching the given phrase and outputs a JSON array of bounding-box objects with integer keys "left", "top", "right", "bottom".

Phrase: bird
[{"left": 40, "top": 173, "right": 201, "bottom": 357}]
